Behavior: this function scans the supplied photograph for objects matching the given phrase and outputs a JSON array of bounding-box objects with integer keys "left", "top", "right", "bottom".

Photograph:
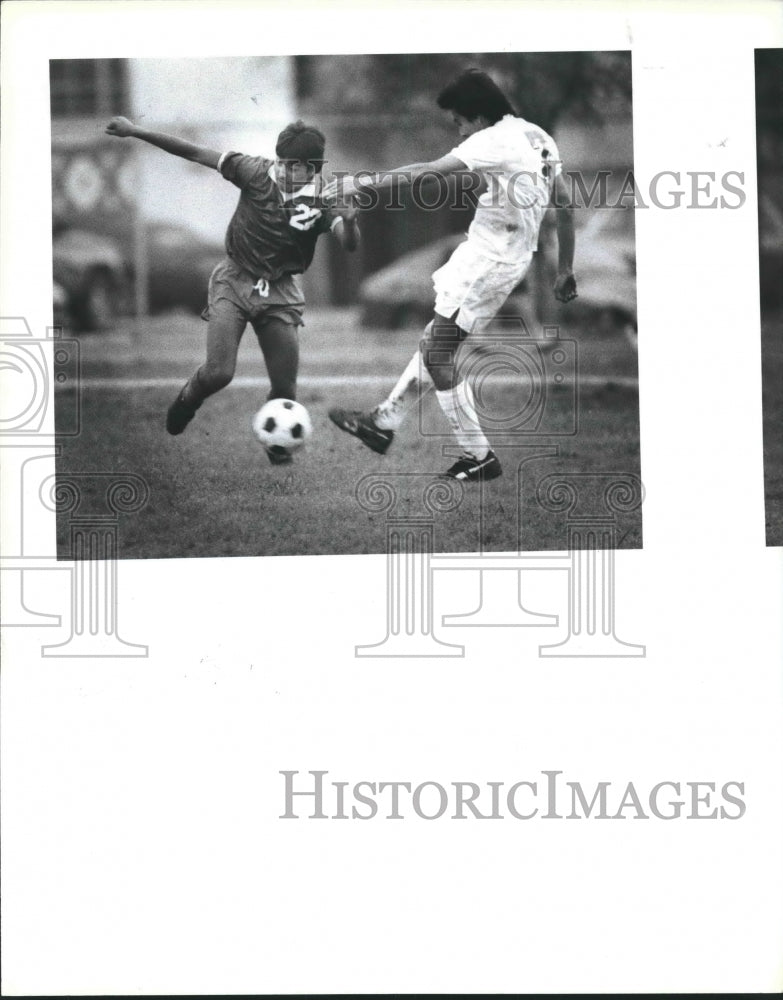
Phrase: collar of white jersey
[{"left": 268, "top": 162, "right": 317, "bottom": 201}]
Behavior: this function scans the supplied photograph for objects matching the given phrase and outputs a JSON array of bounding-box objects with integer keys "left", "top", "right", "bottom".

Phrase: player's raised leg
[
  {"left": 166, "top": 299, "right": 246, "bottom": 435},
  {"left": 328, "top": 345, "right": 432, "bottom": 454},
  {"left": 372, "top": 347, "right": 433, "bottom": 430},
  {"left": 419, "top": 313, "right": 501, "bottom": 482},
  {"left": 328, "top": 310, "right": 500, "bottom": 481}
]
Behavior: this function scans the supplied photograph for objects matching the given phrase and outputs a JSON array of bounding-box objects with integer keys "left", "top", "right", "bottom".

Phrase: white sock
[
  {"left": 373, "top": 350, "right": 432, "bottom": 431},
  {"left": 435, "top": 381, "right": 491, "bottom": 460}
]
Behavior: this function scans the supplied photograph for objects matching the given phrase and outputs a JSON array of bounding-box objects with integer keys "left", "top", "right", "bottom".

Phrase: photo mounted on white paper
[{"left": 50, "top": 52, "right": 642, "bottom": 558}]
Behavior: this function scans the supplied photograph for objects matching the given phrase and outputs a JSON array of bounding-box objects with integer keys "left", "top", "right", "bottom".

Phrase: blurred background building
[
  {"left": 51, "top": 56, "right": 294, "bottom": 329},
  {"left": 50, "top": 52, "right": 634, "bottom": 332}
]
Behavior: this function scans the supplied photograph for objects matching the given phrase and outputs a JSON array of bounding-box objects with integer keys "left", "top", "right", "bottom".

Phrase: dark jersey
[{"left": 218, "top": 152, "right": 336, "bottom": 281}]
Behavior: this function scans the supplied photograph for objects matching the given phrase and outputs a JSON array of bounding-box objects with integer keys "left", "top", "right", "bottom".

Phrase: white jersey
[{"left": 450, "top": 114, "right": 561, "bottom": 262}]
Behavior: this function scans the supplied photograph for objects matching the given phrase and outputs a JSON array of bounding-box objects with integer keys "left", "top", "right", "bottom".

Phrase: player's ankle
[{"left": 373, "top": 401, "right": 404, "bottom": 431}]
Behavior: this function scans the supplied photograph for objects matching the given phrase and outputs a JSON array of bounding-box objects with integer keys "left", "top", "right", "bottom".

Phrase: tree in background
[
  {"left": 295, "top": 51, "right": 632, "bottom": 152},
  {"left": 294, "top": 52, "right": 633, "bottom": 303}
]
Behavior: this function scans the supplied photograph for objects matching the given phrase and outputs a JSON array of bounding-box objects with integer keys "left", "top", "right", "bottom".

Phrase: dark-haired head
[
  {"left": 436, "top": 69, "right": 516, "bottom": 125},
  {"left": 275, "top": 119, "right": 326, "bottom": 173}
]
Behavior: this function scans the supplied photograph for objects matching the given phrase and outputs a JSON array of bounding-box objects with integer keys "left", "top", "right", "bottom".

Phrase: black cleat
[
  {"left": 266, "top": 445, "right": 293, "bottom": 465},
  {"left": 328, "top": 408, "right": 394, "bottom": 455},
  {"left": 443, "top": 451, "right": 502, "bottom": 482},
  {"left": 166, "top": 386, "right": 201, "bottom": 435}
]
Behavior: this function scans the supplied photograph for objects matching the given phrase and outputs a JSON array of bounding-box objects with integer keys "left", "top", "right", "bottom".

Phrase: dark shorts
[{"left": 201, "top": 257, "right": 305, "bottom": 330}]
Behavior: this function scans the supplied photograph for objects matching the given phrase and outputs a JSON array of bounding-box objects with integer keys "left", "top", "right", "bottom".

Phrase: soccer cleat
[
  {"left": 443, "top": 451, "right": 503, "bottom": 482},
  {"left": 328, "top": 408, "right": 394, "bottom": 455},
  {"left": 166, "top": 386, "right": 201, "bottom": 435},
  {"left": 266, "top": 445, "right": 293, "bottom": 465}
]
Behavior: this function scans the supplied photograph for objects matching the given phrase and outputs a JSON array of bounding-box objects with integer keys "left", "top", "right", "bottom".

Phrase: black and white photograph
[
  {"left": 51, "top": 51, "right": 641, "bottom": 558},
  {"left": 2, "top": 2, "right": 783, "bottom": 996},
  {"left": 756, "top": 46, "right": 783, "bottom": 546}
]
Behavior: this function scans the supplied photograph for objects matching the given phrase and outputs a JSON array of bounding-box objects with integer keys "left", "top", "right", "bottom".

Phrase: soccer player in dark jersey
[{"left": 105, "top": 116, "right": 359, "bottom": 462}]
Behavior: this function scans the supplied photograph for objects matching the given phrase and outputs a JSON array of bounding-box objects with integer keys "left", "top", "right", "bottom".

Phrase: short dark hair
[
  {"left": 275, "top": 120, "right": 326, "bottom": 172},
  {"left": 436, "top": 69, "right": 516, "bottom": 124}
]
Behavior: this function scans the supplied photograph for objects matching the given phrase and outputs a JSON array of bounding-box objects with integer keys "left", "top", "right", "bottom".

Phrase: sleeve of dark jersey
[
  {"left": 316, "top": 204, "right": 340, "bottom": 235},
  {"left": 217, "top": 152, "right": 263, "bottom": 189}
]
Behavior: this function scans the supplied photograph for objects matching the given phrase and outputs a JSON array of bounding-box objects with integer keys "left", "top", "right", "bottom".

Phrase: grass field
[{"left": 55, "top": 308, "right": 643, "bottom": 559}]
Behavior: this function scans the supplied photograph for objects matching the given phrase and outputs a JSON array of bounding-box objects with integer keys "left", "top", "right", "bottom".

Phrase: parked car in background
[
  {"left": 559, "top": 206, "right": 637, "bottom": 335},
  {"left": 144, "top": 222, "right": 224, "bottom": 316},
  {"left": 52, "top": 221, "right": 225, "bottom": 331},
  {"left": 357, "top": 205, "right": 637, "bottom": 336},
  {"left": 52, "top": 226, "right": 130, "bottom": 332},
  {"left": 358, "top": 234, "right": 463, "bottom": 329},
  {"left": 52, "top": 279, "right": 70, "bottom": 330}
]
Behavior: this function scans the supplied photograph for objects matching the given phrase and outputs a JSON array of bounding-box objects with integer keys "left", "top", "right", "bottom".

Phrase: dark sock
[{"left": 181, "top": 370, "right": 206, "bottom": 408}]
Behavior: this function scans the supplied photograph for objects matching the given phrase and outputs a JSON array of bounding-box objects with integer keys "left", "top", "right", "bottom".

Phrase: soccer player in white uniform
[{"left": 325, "top": 69, "right": 577, "bottom": 482}]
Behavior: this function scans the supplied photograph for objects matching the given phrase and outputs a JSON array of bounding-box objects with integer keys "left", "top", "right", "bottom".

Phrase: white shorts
[{"left": 432, "top": 239, "right": 533, "bottom": 335}]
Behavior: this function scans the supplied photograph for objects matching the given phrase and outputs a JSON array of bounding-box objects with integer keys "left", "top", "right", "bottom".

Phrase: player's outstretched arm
[
  {"left": 552, "top": 172, "right": 577, "bottom": 303},
  {"left": 332, "top": 197, "right": 360, "bottom": 252},
  {"left": 105, "top": 116, "right": 222, "bottom": 169},
  {"left": 323, "top": 154, "right": 467, "bottom": 201}
]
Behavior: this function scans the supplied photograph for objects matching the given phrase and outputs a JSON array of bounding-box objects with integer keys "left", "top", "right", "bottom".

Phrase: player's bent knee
[{"left": 420, "top": 333, "right": 459, "bottom": 365}]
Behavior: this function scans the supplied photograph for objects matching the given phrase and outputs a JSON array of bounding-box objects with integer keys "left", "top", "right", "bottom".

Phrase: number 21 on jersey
[{"left": 289, "top": 203, "right": 322, "bottom": 231}]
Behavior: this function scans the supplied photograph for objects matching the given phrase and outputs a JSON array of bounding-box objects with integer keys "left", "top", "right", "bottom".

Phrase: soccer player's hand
[
  {"left": 105, "top": 116, "right": 136, "bottom": 138},
  {"left": 553, "top": 271, "right": 577, "bottom": 303},
  {"left": 323, "top": 175, "right": 359, "bottom": 202},
  {"left": 334, "top": 196, "right": 360, "bottom": 223}
]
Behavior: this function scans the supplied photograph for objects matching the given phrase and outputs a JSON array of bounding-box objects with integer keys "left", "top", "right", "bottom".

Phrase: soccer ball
[{"left": 251, "top": 398, "right": 312, "bottom": 459}]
